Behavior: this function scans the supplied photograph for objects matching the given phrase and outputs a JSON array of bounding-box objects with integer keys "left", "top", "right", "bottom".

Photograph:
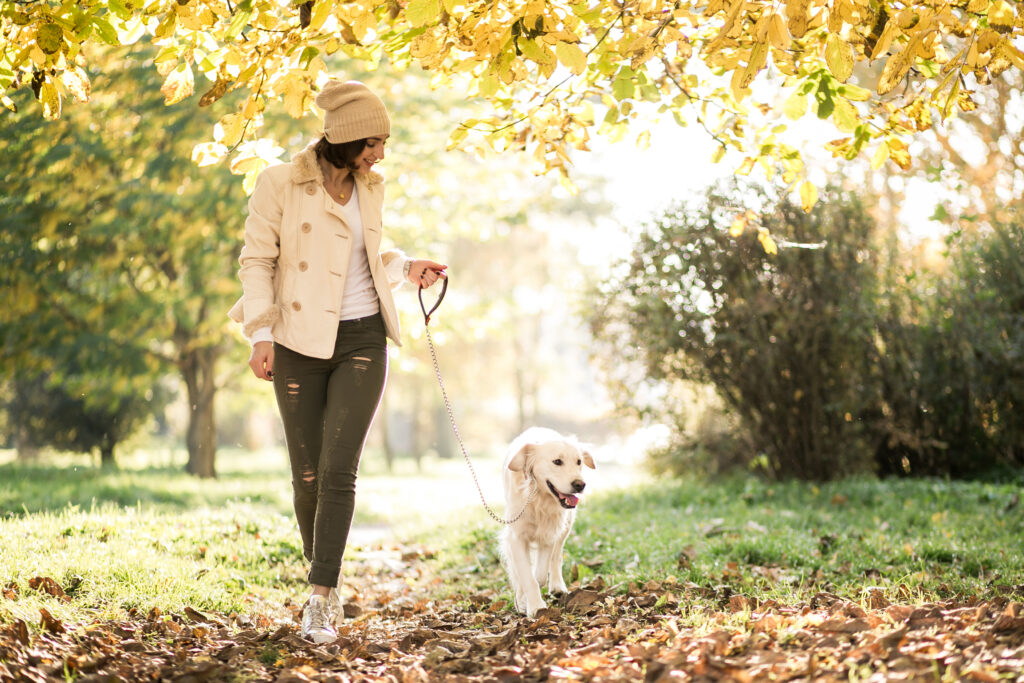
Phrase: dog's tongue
[{"left": 564, "top": 494, "right": 579, "bottom": 507}]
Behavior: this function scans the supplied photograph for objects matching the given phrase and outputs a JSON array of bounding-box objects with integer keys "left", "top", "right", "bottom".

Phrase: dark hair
[{"left": 313, "top": 136, "right": 367, "bottom": 171}]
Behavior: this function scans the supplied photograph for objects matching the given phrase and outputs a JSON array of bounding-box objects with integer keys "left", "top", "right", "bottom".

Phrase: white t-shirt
[{"left": 337, "top": 186, "right": 380, "bottom": 320}]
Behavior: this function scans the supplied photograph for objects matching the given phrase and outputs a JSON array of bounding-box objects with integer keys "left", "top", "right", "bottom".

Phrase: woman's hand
[
  {"left": 408, "top": 259, "right": 447, "bottom": 288},
  {"left": 249, "top": 341, "right": 275, "bottom": 381}
]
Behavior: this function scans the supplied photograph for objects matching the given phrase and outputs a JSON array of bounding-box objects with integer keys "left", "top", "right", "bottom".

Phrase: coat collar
[{"left": 289, "top": 142, "right": 384, "bottom": 188}]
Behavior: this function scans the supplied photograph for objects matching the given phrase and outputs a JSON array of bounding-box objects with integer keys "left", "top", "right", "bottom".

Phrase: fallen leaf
[
  {"left": 565, "top": 589, "right": 601, "bottom": 612},
  {"left": 877, "top": 624, "right": 909, "bottom": 650},
  {"left": 28, "top": 576, "right": 69, "bottom": 602},
  {"left": 816, "top": 617, "right": 871, "bottom": 633},
  {"left": 39, "top": 607, "right": 66, "bottom": 633},
  {"left": 9, "top": 618, "right": 30, "bottom": 645}
]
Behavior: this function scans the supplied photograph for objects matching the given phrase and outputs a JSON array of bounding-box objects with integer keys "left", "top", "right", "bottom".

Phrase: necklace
[{"left": 326, "top": 176, "right": 351, "bottom": 202}]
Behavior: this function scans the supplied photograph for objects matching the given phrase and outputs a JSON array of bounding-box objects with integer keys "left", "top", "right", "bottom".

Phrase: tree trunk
[
  {"left": 99, "top": 436, "right": 116, "bottom": 468},
  {"left": 181, "top": 345, "right": 219, "bottom": 478},
  {"left": 15, "top": 438, "right": 39, "bottom": 460}
]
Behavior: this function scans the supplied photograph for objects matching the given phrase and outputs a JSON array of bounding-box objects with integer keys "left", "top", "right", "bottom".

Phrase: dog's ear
[
  {"left": 508, "top": 444, "right": 534, "bottom": 472},
  {"left": 581, "top": 449, "right": 596, "bottom": 469}
]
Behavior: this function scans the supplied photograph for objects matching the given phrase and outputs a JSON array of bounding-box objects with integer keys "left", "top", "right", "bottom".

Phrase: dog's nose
[{"left": 572, "top": 480, "right": 586, "bottom": 493}]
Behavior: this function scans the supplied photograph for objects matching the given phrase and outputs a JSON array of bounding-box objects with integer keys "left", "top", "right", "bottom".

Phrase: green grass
[
  {"left": 0, "top": 447, "right": 494, "bottom": 626},
  {"left": 2, "top": 448, "right": 1022, "bottom": 630},
  {"left": 426, "top": 475, "right": 1024, "bottom": 607}
]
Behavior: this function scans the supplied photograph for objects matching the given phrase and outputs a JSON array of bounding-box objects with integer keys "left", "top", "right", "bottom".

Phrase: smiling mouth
[{"left": 547, "top": 480, "right": 579, "bottom": 509}]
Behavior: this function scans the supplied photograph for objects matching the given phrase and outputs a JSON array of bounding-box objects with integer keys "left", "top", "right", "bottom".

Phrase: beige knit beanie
[{"left": 316, "top": 80, "right": 390, "bottom": 144}]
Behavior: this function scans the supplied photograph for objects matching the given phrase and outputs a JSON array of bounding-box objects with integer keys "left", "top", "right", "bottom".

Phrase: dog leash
[{"left": 419, "top": 277, "right": 538, "bottom": 525}]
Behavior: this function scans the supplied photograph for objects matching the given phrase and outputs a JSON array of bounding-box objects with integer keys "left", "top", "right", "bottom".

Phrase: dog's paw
[
  {"left": 524, "top": 598, "right": 547, "bottom": 618},
  {"left": 548, "top": 579, "right": 569, "bottom": 596}
]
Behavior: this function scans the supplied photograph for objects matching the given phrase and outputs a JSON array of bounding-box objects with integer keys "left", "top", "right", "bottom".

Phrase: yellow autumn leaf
[
  {"left": 877, "top": 41, "right": 914, "bottom": 95},
  {"left": 39, "top": 79, "right": 60, "bottom": 120},
  {"left": 832, "top": 97, "right": 858, "bottom": 132},
  {"left": 61, "top": 67, "right": 91, "bottom": 103},
  {"left": 309, "top": 0, "right": 332, "bottom": 31},
  {"left": 36, "top": 22, "right": 64, "bottom": 55},
  {"left": 838, "top": 83, "right": 871, "bottom": 101},
  {"left": 871, "top": 141, "right": 889, "bottom": 169},
  {"left": 783, "top": 89, "right": 807, "bottom": 119},
  {"left": 887, "top": 136, "right": 911, "bottom": 169},
  {"left": 798, "top": 180, "right": 817, "bottom": 212},
  {"left": 869, "top": 19, "right": 899, "bottom": 61},
  {"left": 730, "top": 214, "right": 747, "bottom": 236},
  {"left": 555, "top": 41, "right": 587, "bottom": 75},
  {"left": 758, "top": 227, "right": 779, "bottom": 254},
  {"left": 191, "top": 142, "right": 228, "bottom": 167},
  {"left": 738, "top": 41, "right": 769, "bottom": 89},
  {"left": 768, "top": 13, "right": 791, "bottom": 50},
  {"left": 825, "top": 33, "right": 853, "bottom": 82},
  {"left": 753, "top": 11, "right": 771, "bottom": 41},
  {"left": 787, "top": 0, "right": 810, "bottom": 39},
  {"left": 736, "top": 157, "right": 756, "bottom": 175},
  {"left": 941, "top": 77, "right": 961, "bottom": 120},
  {"left": 282, "top": 78, "right": 311, "bottom": 119},
  {"left": 160, "top": 62, "right": 194, "bottom": 105},
  {"left": 230, "top": 153, "right": 266, "bottom": 176},
  {"left": 406, "top": 0, "right": 439, "bottom": 28},
  {"left": 447, "top": 125, "right": 469, "bottom": 150},
  {"left": 988, "top": 0, "right": 1015, "bottom": 30},
  {"left": 216, "top": 113, "right": 245, "bottom": 147}
]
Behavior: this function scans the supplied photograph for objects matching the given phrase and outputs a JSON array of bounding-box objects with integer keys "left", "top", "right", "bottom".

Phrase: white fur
[{"left": 499, "top": 427, "right": 596, "bottom": 617}]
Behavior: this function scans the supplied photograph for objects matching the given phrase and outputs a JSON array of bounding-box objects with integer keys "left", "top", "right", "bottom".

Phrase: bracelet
[{"left": 403, "top": 259, "right": 413, "bottom": 278}]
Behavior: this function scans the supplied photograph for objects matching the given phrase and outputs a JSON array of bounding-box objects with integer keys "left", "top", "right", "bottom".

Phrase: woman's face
[{"left": 354, "top": 136, "right": 388, "bottom": 174}]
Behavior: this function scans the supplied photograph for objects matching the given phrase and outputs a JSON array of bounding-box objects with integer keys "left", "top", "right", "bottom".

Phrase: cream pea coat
[{"left": 228, "top": 144, "right": 408, "bottom": 359}]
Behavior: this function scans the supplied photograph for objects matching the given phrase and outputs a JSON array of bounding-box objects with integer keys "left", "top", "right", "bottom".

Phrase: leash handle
[{"left": 418, "top": 273, "right": 448, "bottom": 326}]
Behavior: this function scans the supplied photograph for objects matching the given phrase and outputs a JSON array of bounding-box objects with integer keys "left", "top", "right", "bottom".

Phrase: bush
[
  {"left": 875, "top": 221, "right": 1024, "bottom": 476},
  {"left": 590, "top": 182, "right": 884, "bottom": 480}
]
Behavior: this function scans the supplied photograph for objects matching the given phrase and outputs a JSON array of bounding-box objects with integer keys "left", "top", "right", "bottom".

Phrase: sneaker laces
[{"left": 305, "top": 595, "right": 332, "bottom": 631}]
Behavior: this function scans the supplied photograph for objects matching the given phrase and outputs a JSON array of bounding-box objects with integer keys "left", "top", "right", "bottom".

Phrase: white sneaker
[
  {"left": 301, "top": 595, "right": 336, "bottom": 644},
  {"left": 328, "top": 587, "right": 344, "bottom": 619}
]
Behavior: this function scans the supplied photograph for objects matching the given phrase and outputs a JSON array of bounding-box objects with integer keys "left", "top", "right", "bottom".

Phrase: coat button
[
  {"left": 301, "top": 222, "right": 311, "bottom": 233},
  {"left": 298, "top": 261, "right": 308, "bottom": 272},
  {"left": 292, "top": 301, "right": 302, "bottom": 311},
  {"left": 305, "top": 185, "right": 316, "bottom": 196}
]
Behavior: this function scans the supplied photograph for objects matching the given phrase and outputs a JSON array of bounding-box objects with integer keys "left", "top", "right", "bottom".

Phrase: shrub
[
  {"left": 590, "top": 182, "right": 884, "bottom": 480},
  {"left": 875, "top": 221, "right": 1024, "bottom": 476}
]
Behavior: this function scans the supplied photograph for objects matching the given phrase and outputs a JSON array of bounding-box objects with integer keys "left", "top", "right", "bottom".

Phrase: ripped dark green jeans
[{"left": 272, "top": 313, "right": 388, "bottom": 588}]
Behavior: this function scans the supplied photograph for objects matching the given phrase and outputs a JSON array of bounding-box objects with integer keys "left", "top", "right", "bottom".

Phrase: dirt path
[{"left": 2, "top": 545, "right": 1023, "bottom": 682}]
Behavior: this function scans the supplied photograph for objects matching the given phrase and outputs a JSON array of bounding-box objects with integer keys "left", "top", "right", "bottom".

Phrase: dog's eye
[
  {"left": 553, "top": 459, "right": 563, "bottom": 466},
  {"left": 577, "top": 459, "right": 581, "bottom": 465}
]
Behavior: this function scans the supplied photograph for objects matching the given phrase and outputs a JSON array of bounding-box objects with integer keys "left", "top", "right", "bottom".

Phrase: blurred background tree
[{"left": 0, "top": 45, "right": 246, "bottom": 475}]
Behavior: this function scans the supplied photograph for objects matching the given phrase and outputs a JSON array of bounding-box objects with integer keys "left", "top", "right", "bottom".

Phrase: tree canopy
[{"left": 4, "top": 0, "right": 1021, "bottom": 206}]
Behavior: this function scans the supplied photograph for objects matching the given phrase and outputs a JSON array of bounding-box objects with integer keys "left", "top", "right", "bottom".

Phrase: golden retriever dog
[{"left": 499, "top": 427, "right": 596, "bottom": 617}]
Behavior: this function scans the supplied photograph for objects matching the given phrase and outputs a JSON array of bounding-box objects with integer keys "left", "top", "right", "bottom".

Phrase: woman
[{"left": 228, "top": 80, "right": 446, "bottom": 643}]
